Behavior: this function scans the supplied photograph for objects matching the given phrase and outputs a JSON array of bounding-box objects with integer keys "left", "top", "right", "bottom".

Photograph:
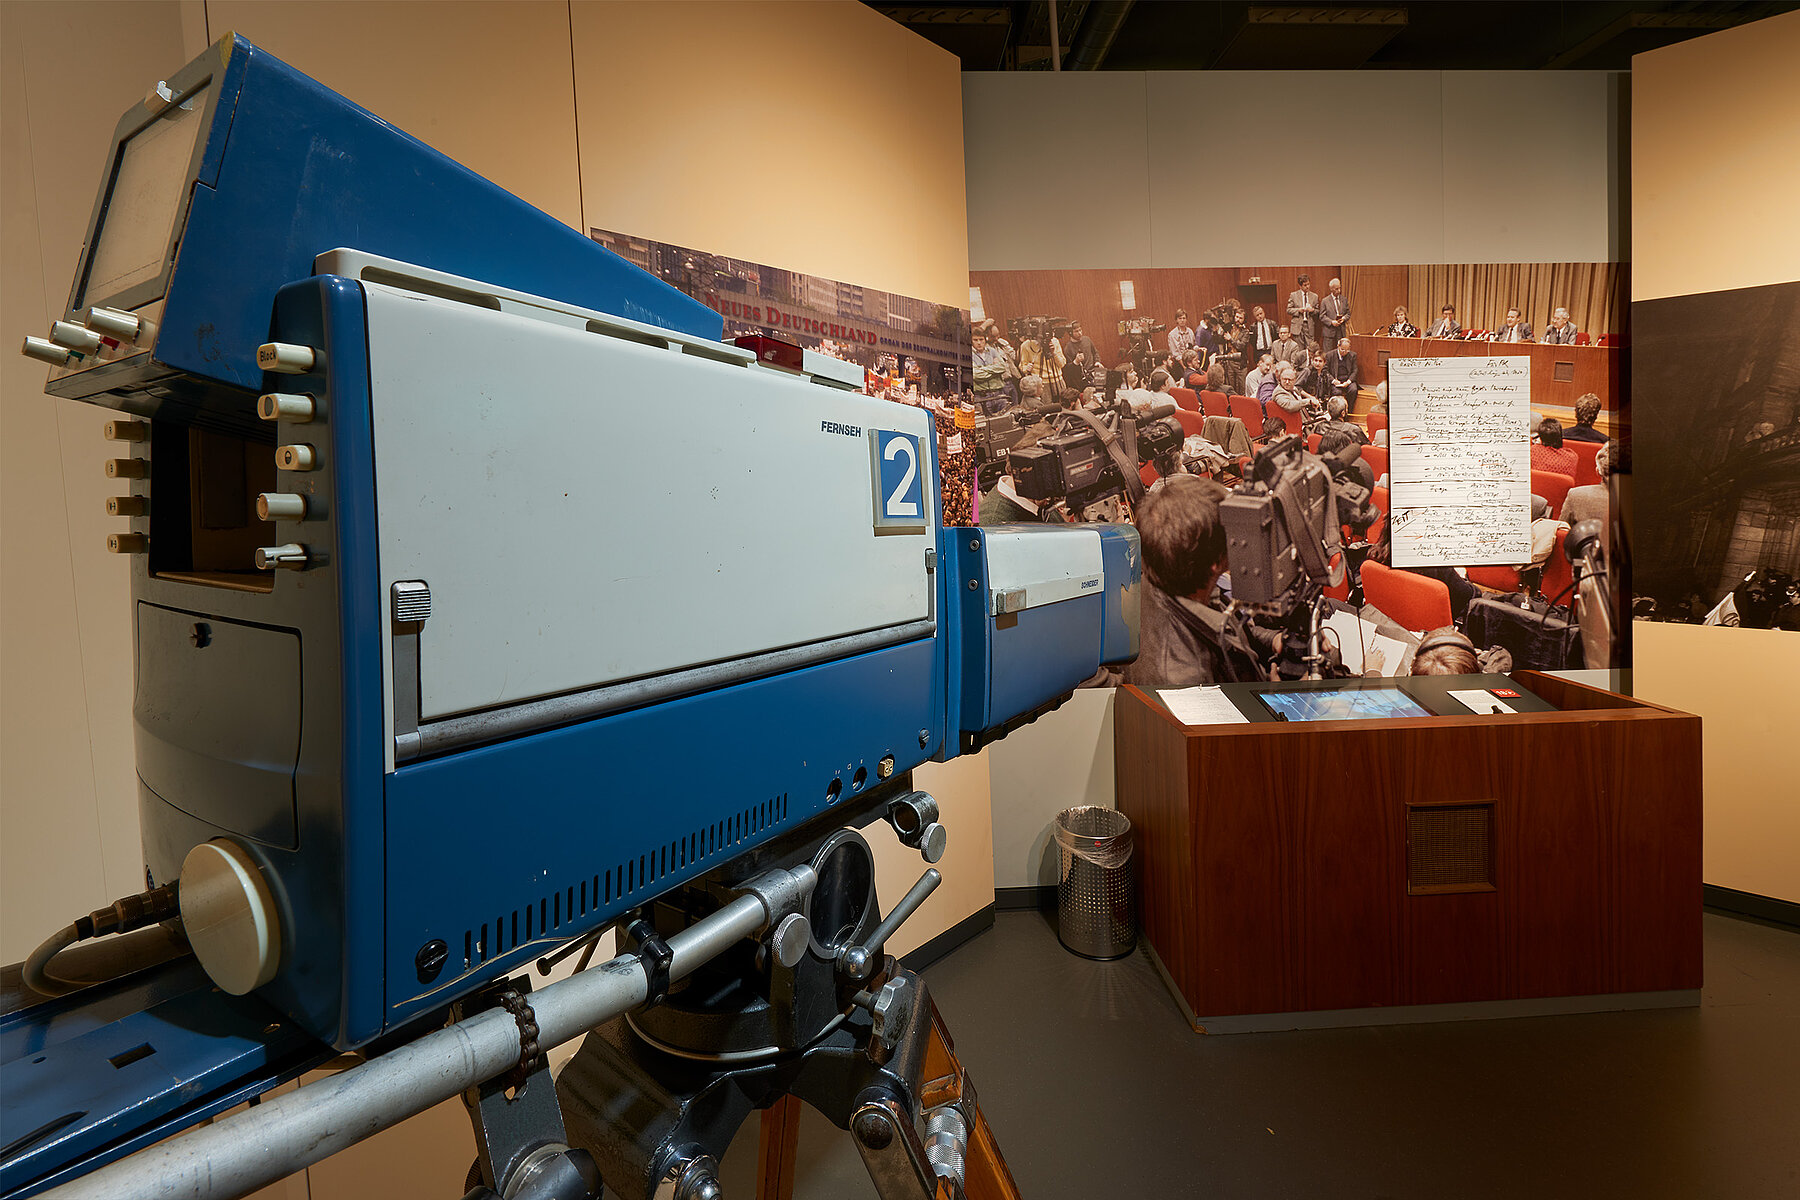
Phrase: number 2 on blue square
[{"left": 870, "top": 430, "right": 927, "bottom": 533}]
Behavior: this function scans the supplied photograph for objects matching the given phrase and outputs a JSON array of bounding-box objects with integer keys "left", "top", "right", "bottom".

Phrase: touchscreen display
[{"left": 1256, "top": 687, "right": 1433, "bottom": 722}]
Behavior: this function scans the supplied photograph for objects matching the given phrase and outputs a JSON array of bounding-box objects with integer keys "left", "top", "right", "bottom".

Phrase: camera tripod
[{"left": 460, "top": 793, "right": 1023, "bottom": 1200}]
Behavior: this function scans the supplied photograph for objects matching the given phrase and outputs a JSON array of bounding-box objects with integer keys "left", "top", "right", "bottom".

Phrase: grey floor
[{"left": 716, "top": 910, "right": 1800, "bottom": 1199}]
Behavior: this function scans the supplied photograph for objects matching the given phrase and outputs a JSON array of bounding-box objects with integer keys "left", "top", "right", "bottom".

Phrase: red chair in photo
[
  {"left": 1542, "top": 526, "right": 1574, "bottom": 604},
  {"left": 1361, "top": 444, "right": 1389, "bottom": 481},
  {"left": 1466, "top": 565, "right": 1522, "bottom": 592},
  {"left": 1170, "top": 387, "right": 1200, "bottom": 412},
  {"left": 1371, "top": 486, "right": 1389, "bottom": 515},
  {"left": 1227, "top": 394, "right": 1264, "bottom": 428},
  {"left": 1173, "top": 408, "right": 1206, "bottom": 437},
  {"left": 1201, "top": 391, "right": 1230, "bottom": 418},
  {"left": 1360, "top": 561, "right": 1453, "bottom": 633},
  {"left": 1366, "top": 410, "right": 1388, "bottom": 437},
  {"left": 1140, "top": 461, "right": 1160, "bottom": 488},
  {"left": 1306, "top": 432, "right": 1322, "bottom": 453},
  {"left": 1569, "top": 439, "right": 1604, "bottom": 488},
  {"left": 1270, "top": 405, "right": 1303, "bottom": 436},
  {"left": 1530, "top": 470, "right": 1575, "bottom": 518},
  {"left": 1573, "top": 331, "right": 1592, "bottom": 346},
  {"left": 1596, "top": 333, "right": 1620, "bottom": 347}
]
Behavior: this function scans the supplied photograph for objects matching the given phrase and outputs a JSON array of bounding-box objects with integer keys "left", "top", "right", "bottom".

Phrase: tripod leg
[
  {"left": 756, "top": 1094, "right": 804, "bottom": 1200},
  {"left": 920, "top": 1001, "right": 1023, "bottom": 1200}
]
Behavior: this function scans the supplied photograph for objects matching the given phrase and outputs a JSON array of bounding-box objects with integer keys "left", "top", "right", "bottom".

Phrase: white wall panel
[
  {"left": 966, "top": 69, "right": 1618, "bottom": 270},
  {"left": 1441, "top": 72, "right": 1615, "bottom": 265},
  {"left": 986, "top": 689, "right": 1115, "bottom": 889},
  {"left": 1146, "top": 72, "right": 1446, "bottom": 267},
  {"left": 964, "top": 72, "right": 1152, "bottom": 271}
]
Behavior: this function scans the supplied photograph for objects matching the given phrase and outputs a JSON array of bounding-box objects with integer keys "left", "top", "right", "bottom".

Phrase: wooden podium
[{"left": 1114, "top": 674, "right": 1703, "bottom": 1032}]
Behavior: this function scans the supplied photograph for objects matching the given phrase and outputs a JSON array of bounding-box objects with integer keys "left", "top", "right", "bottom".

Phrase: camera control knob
[
  {"left": 86, "top": 307, "right": 143, "bottom": 342},
  {"left": 50, "top": 321, "right": 103, "bottom": 354},
  {"left": 257, "top": 493, "right": 308, "bottom": 521},
  {"left": 255, "top": 544, "right": 309, "bottom": 570},
  {"left": 22, "top": 336, "right": 73, "bottom": 366},
  {"left": 276, "top": 444, "right": 317, "bottom": 471},
  {"left": 259, "top": 393, "right": 315, "bottom": 422}
]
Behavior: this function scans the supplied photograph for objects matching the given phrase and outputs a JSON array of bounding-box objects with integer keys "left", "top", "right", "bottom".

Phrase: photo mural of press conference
[{"left": 967, "top": 262, "right": 1629, "bottom": 684}]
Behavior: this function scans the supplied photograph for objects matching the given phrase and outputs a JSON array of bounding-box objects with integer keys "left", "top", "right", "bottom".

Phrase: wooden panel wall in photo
[
  {"left": 1339, "top": 264, "right": 1411, "bottom": 340},
  {"left": 1112, "top": 675, "right": 1702, "bottom": 1027},
  {"left": 970, "top": 265, "right": 1340, "bottom": 366}
]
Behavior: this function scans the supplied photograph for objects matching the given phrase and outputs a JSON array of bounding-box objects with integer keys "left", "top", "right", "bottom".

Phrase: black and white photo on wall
[{"left": 1632, "top": 280, "right": 1800, "bottom": 631}]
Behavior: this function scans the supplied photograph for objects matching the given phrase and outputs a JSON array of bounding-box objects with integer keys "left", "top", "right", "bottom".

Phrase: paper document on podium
[
  {"left": 1447, "top": 688, "right": 1523, "bottom": 714},
  {"left": 1387, "top": 356, "right": 1532, "bottom": 567},
  {"left": 1322, "top": 608, "right": 1415, "bottom": 676},
  {"left": 1159, "top": 686, "right": 1250, "bottom": 725}
]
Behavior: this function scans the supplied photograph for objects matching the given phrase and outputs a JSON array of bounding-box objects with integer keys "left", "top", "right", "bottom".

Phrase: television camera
[
  {"left": 997, "top": 402, "right": 1184, "bottom": 525},
  {"left": 1004, "top": 315, "right": 1073, "bottom": 349},
  {"left": 1216, "top": 434, "right": 1381, "bottom": 680},
  {"left": 1116, "top": 317, "right": 1166, "bottom": 377},
  {"left": 5, "top": 35, "right": 1144, "bottom": 1200}
]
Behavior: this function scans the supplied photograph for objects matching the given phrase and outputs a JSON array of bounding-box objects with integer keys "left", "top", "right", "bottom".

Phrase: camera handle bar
[{"left": 35, "top": 865, "right": 819, "bottom": 1200}]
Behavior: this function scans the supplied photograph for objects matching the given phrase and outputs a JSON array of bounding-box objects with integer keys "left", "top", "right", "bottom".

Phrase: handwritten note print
[{"left": 1387, "top": 356, "right": 1532, "bottom": 567}]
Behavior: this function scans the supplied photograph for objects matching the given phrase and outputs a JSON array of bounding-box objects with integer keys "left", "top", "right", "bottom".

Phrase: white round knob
[
  {"left": 276, "top": 444, "right": 316, "bottom": 471},
  {"left": 180, "top": 839, "right": 282, "bottom": 995},
  {"left": 23, "top": 336, "right": 73, "bottom": 366},
  {"left": 257, "top": 492, "right": 308, "bottom": 521},
  {"left": 50, "top": 321, "right": 103, "bottom": 354},
  {"left": 258, "top": 392, "right": 315, "bottom": 422},
  {"left": 258, "top": 342, "right": 316, "bottom": 374},
  {"left": 87, "top": 307, "right": 143, "bottom": 341}
]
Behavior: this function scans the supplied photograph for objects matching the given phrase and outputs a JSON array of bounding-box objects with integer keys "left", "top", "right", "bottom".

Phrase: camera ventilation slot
[{"left": 461, "top": 792, "right": 789, "bottom": 969}]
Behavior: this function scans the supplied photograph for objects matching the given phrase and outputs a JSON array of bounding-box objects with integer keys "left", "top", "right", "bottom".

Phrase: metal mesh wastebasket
[{"left": 1053, "top": 806, "right": 1136, "bottom": 960}]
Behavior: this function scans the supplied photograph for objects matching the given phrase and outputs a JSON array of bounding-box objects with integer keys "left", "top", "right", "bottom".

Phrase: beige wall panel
[
  {"left": 1147, "top": 72, "right": 1447, "bottom": 267},
  {"left": 1631, "top": 622, "right": 1799, "bottom": 903},
  {"left": 573, "top": 0, "right": 969, "bottom": 309},
  {"left": 986, "top": 689, "right": 1115, "bottom": 889},
  {"left": 2, "top": 1, "right": 187, "bottom": 963},
  {"left": 1632, "top": 10, "right": 1800, "bottom": 302},
  {"left": 883, "top": 752, "right": 995, "bottom": 957},
  {"left": 1631, "top": 11, "right": 1800, "bottom": 904},
  {"left": 963, "top": 71, "right": 1151, "bottom": 272},
  {"left": 206, "top": 0, "right": 584, "bottom": 228},
  {"left": 1441, "top": 72, "right": 1616, "bottom": 265}
]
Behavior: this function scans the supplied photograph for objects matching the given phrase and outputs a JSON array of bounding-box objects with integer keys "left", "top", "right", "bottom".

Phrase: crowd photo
[{"left": 962, "top": 263, "right": 1629, "bottom": 683}]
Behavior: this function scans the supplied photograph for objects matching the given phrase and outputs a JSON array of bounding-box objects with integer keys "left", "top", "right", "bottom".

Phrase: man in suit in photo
[
  {"left": 1248, "top": 305, "right": 1279, "bottom": 363},
  {"left": 1325, "top": 337, "right": 1360, "bottom": 410},
  {"left": 1426, "top": 304, "right": 1461, "bottom": 338},
  {"left": 1319, "top": 277, "right": 1352, "bottom": 345},
  {"left": 1541, "top": 306, "right": 1580, "bottom": 344},
  {"left": 1494, "top": 307, "right": 1533, "bottom": 342},
  {"left": 1287, "top": 274, "right": 1320, "bottom": 349},
  {"left": 1272, "top": 325, "right": 1308, "bottom": 369}
]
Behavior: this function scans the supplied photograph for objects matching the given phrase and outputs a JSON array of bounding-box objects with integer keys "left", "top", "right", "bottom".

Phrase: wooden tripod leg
[
  {"left": 757, "top": 1093, "right": 804, "bottom": 1200},
  {"left": 921, "top": 1000, "right": 1024, "bottom": 1200}
]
